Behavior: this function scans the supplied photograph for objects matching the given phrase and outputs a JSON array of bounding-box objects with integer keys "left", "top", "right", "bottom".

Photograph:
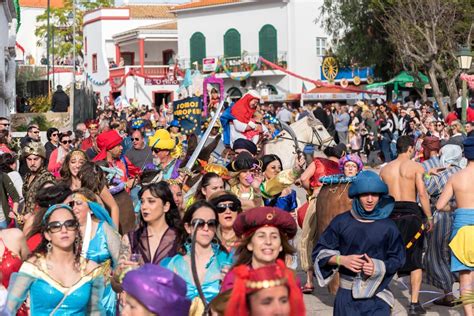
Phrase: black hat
[
  {"left": 227, "top": 152, "right": 261, "bottom": 172},
  {"left": 233, "top": 138, "right": 257, "bottom": 156}
]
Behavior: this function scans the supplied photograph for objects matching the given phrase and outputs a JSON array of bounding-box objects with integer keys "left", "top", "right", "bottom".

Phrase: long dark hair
[
  {"left": 32, "top": 204, "right": 82, "bottom": 266},
  {"left": 78, "top": 161, "right": 107, "bottom": 194},
  {"left": 0, "top": 153, "right": 16, "bottom": 173},
  {"left": 232, "top": 230, "right": 295, "bottom": 267},
  {"left": 28, "top": 183, "right": 73, "bottom": 240},
  {"left": 178, "top": 200, "right": 227, "bottom": 255},
  {"left": 59, "top": 150, "right": 88, "bottom": 186},
  {"left": 194, "top": 172, "right": 222, "bottom": 201},
  {"left": 262, "top": 154, "right": 283, "bottom": 173}
]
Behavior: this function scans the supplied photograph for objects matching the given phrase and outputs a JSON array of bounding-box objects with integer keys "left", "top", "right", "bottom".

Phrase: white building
[
  {"left": 0, "top": 0, "right": 16, "bottom": 116},
  {"left": 83, "top": 5, "right": 182, "bottom": 107},
  {"left": 173, "top": 0, "right": 328, "bottom": 103}
]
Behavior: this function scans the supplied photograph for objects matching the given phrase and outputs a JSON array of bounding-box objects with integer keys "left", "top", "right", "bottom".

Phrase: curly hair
[
  {"left": 59, "top": 150, "right": 88, "bottom": 186},
  {"left": 78, "top": 161, "right": 107, "bottom": 194}
]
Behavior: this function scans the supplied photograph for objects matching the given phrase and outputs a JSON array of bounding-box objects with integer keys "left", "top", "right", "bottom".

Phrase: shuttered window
[
  {"left": 223, "top": 28, "right": 241, "bottom": 58},
  {"left": 190, "top": 32, "right": 206, "bottom": 65},
  {"left": 259, "top": 24, "right": 277, "bottom": 62}
]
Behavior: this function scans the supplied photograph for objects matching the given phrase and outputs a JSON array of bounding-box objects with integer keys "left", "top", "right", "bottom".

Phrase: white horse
[{"left": 263, "top": 114, "right": 335, "bottom": 170}]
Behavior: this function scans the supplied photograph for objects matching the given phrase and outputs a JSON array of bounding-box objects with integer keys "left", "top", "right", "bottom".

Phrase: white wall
[
  {"left": 15, "top": 7, "right": 46, "bottom": 65},
  {"left": 177, "top": 2, "right": 288, "bottom": 59},
  {"left": 123, "top": 75, "right": 179, "bottom": 106},
  {"left": 120, "top": 40, "right": 177, "bottom": 64}
]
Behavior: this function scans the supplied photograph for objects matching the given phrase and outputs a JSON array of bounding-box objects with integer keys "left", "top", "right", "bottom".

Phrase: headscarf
[
  {"left": 348, "top": 171, "right": 394, "bottom": 220},
  {"left": 93, "top": 130, "right": 123, "bottom": 161},
  {"left": 230, "top": 90, "right": 260, "bottom": 124},
  {"left": 225, "top": 259, "right": 305, "bottom": 316},
  {"left": 422, "top": 136, "right": 441, "bottom": 159},
  {"left": 122, "top": 264, "right": 191, "bottom": 316},
  {"left": 338, "top": 154, "right": 363, "bottom": 173},
  {"left": 440, "top": 144, "right": 466, "bottom": 168}
]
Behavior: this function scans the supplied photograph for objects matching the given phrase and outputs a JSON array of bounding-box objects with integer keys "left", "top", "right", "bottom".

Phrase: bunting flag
[{"left": 301, "top": 82, "right": 307, "bottom": 93}]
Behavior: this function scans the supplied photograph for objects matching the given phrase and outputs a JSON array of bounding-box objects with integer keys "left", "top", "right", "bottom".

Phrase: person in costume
[
  {"left": 221, "top": 90, "right": 261, "bottom": 148},
  {"left": 115, "top": 182, "right": 182, "bottom": 283},
  {"left": 168, "top": 119, "right": 185, "bottom": 159},
  {"left": 148, "top": 129, "right": 182, "bottom": 180},
  {"left": 81, "top": 119, "right": 99, "bottom": 153},
  {"left": 121, "top": 264, "right": 191, "bottom": 316},
  {"left": 93, "top": 129, "right": 140, "bottom": 188},
  {"left": 228, "top": 152, "right": 264, "bottom": 210},
  {"left": 161, "top": 200, "right": 232, "bottom": 314},
  {"left": 48, "top": 132, "right": 73, "bottom": 178},
  {"left": 58, "top": 149, "right": 88, "bottom": 191},
  {"left": 21, "top": 142, "right": 55, "bottom": 220},
  {"left": 221, "top": 206, "right": 297, "bottom": 292},
  {"left": 298, "top": 144, "right": 346, "bottom": 293},
  {"left": 436, "top": 137, "right": 474, "bottom": 316},
  {"left": 423, "top": 144, "right": 465, "bottom": 307},
  {"left": 69, "top": 189, "right": 121, "bottom": 316},
  {"left": 3, "top": 204, "right": 105, "bottom": 315},
  {"left": 313, "top": 171, "right": 405, "bottom": 316},
  {"left": 224, "top": 260, "right": 305, "bottom": 316},
  {"left": 209, "top": 191, "right": 242, "bottom": 253}
]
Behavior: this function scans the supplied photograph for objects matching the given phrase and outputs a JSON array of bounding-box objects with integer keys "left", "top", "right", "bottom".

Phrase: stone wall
[{"left": 10, "top": 112, "right": 72, "bottom": 131}]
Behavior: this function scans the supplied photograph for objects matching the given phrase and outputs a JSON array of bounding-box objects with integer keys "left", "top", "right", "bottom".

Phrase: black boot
[{"left": 408, "top": 302, "right": 426, "bottom": 315}]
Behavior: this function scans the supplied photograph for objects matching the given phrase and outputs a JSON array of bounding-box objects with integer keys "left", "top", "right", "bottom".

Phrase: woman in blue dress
[
  {"left": 4, "top": 204, "right": 105, "bottom": 315},
  {"left": 69, "top": 189, "right": 121, "bottom": 316},
  {"left": 161, "top": 200, "right": 233, "bottom": 315}
]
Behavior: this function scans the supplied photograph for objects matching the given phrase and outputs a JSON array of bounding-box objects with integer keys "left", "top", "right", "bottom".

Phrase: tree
[
  {"left": 35, "top": 0, "right": 113, "bottom": 61},
  {"left": 375, "top": 0, "right": 473, "bottom": 117},
  {"left": 318, "top": 0, "right": 397, "bottom": 80}
]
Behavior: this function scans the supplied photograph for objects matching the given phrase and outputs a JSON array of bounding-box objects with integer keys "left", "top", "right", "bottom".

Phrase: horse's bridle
[{"left": 273, "top": 125, "right": 333, "bottom": 150}]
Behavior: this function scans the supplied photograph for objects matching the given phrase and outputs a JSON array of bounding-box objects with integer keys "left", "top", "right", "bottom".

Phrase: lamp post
[
  {"left": 68, "top": 6, "right": 75, "bottom": 128},
  {"left": 456, "top": 46, "right": 473, "bottom": 124}
]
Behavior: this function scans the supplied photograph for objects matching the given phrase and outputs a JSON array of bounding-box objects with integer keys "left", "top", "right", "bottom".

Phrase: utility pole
[
  {"left": 46, "top": 0, "right": 50, "bottom": 97},
  {"left": 68, "top": 1, "right": 76, "bottom": 129}
]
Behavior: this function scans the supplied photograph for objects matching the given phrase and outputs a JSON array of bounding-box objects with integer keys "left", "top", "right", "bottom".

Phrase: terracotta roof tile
[
  {"left": 20, "top": 0, "right": 64, "bottom": 8},
  {"left": 141, "top": 21, "right": 177, "bottom": 30},
  {"left": 172, "top": 0, "right": 240, "bottom": 11},
  {"left": 125, "top": 5, "right": 175, "bottom": 19}
]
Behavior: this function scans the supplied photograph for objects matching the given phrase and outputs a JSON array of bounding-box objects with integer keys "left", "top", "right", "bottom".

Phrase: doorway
[{"left": 154, "top": 91, "right": 172, "bottom": 108}]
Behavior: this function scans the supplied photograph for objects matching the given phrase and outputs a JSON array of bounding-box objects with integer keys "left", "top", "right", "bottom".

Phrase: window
[
  {"left": 259, "top": 24, "right": 277, "bottom": 63},
  {"left": 190, "top": 32, "right": 206, "bottom": 66},
  {"left": 316, "top": 37, "right": 327, "bottom": 56},
  {"left": 92, "top": 54, "right": 97, "bottom": 73},
  {"left": 223, "top": 28, "right": 241, "bottom": 58}
]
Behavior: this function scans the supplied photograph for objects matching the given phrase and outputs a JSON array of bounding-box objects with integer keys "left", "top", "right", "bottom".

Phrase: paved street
[{"left": 300, "top": 272, "right": 463, "bottom": 315}]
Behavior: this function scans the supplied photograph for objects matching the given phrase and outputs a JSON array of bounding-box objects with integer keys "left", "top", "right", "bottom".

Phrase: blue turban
[
  {"left": 349, "top": 171, "right": 394, "bottom": 220},
  {"left": 464, "top": 137, "right": 474, "bottom": 160}
]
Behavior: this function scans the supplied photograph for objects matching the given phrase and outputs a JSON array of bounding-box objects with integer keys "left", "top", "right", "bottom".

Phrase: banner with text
[{"left": 173, "top": 97, "right": 202, "bottom": 135}]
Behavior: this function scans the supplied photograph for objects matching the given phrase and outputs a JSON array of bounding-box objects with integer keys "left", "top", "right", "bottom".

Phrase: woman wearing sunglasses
[
  {"left": 161, "top": 200, "right": 232, "bottom": 314},
  {"left": 48, "top": 132, "right": 73, "bottom": 178},
  {"left": 69, "top": 188, "right": 120, "bottom": 316},
  {"left": 209, "top": 191, "right": 242, "bottom": 252},
  {"left": 4, "top": 204, "right": 105, "bottom": 315}
]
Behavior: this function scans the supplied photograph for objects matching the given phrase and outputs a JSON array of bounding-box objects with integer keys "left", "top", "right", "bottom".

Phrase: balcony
[
  {"left": 178, "top": 51, "right": 287, "bottom": 78},
  {"left": 109, "top": 65, "right": 171, "bottom": 78}
]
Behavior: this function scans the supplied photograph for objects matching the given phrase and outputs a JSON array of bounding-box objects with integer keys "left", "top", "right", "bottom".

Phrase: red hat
[
  {"left": 93, "top": 130, "right": 123, "bottom": 161},
  {"left": 225, "top": 259, "right": 305, "bottom": 316},
  {"left": 233, "top": 207, "right": 297, "bottom": 239}
]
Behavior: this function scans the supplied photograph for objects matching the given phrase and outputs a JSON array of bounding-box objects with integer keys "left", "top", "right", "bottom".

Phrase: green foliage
[
  {"left": 35, "top": 0, "right": 114, "bottom": 60},
  {"left": 318, "top": 0, "right": 396, "bottom": 80},
  {"left": 16, "top": 114, "right": 52, "bottom": 132},
  {"left": 16, "top": 65, "right": 45, "bottom": 98},
  {"left": 29, "top": 96, "right": 52, "bottom": 113}
]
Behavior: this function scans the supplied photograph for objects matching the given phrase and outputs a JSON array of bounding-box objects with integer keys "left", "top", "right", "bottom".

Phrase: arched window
[
  {"left": 227, "top": 87, "right": 243, "bottom": 100},
  {"left": 259, "top": 24, "right": 277, "bottom": 63},
  {"left": 223, "top": 28, "right": 241, "bottom": 58},
  {"left": 266, "top": 84, "right": 278, "bottom": 95},
  {"left": 190, "top": 32, "right": 206, "bottom": 66}
]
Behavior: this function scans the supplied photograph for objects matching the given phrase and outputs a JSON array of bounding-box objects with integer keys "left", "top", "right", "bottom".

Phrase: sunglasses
[
  {"left": 216, "top": 203, "right": 239, "bottom": 213},
  {"left": 62, "top": 140, "right": 72, "bottom": 144},
  {"left": 32, "top": 131, "right": 40, "bottom": 134},
  {"left": 52, "top": 133, "right": 59, "bottom": 137},
  {"left": 47, "top": 219, "right": 79, "bottom": 233},
  {"left": 152, "top": 148, "right": 165, "bottom": 154},
  {"left": 132, "top": 137, "right": 141, "bottom": 142},
  {"left": 0, "top": 123, "right": 10, "bottom": 127},
  {"left": 191, "top": 218, "right": 218, "bottom": 230}
]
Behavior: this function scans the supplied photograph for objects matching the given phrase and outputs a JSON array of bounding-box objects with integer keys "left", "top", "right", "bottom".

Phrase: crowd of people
[{"left": 0, "top": 90, "right": 472, "bottom": 315}]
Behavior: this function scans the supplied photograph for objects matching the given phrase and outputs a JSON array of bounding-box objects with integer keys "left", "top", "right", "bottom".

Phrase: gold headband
[
  {"left": 245, "top": 277, "right": 287, "bottom": 290},
  {"left": 70, "top": 150, "right": 87, "bottom": 160}
]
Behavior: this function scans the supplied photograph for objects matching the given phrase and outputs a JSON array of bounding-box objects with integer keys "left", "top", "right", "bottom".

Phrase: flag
[{"left": 301, "top": 82, "right": 307, "bottom": 93}]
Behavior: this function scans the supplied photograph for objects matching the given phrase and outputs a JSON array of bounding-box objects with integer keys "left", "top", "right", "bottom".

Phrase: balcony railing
[
  {"left": 178, "top": 51, "right": 287, "bottom": 74},
  {"left": 109, "top": 65, "right": 170, "bottom": 78}
]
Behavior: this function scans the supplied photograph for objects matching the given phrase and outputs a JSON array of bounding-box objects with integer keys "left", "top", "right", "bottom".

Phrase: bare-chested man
[
  {"left": 380, "top": 135, "right": 432, "bottom": 315},
  {"left": 436, "top": 137, "right": 474, "bottom": 316}
]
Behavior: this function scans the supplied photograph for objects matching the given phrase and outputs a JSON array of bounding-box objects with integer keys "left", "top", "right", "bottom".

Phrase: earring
[
  {"left": 47, "top": 241, "right": 52, "bottom": 254},
  {"left": 212, "top": 237, "right": 219, "bottom": 244}
]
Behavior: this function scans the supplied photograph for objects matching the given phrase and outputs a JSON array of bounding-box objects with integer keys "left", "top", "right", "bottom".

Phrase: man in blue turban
[{"left": 313, "top": 171, "right": 405, "bottom": 316}]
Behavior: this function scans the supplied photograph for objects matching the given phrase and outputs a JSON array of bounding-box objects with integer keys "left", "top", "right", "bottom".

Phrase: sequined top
[{"left": 0, "top": 238, "right": 22, "bottom": 288}]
